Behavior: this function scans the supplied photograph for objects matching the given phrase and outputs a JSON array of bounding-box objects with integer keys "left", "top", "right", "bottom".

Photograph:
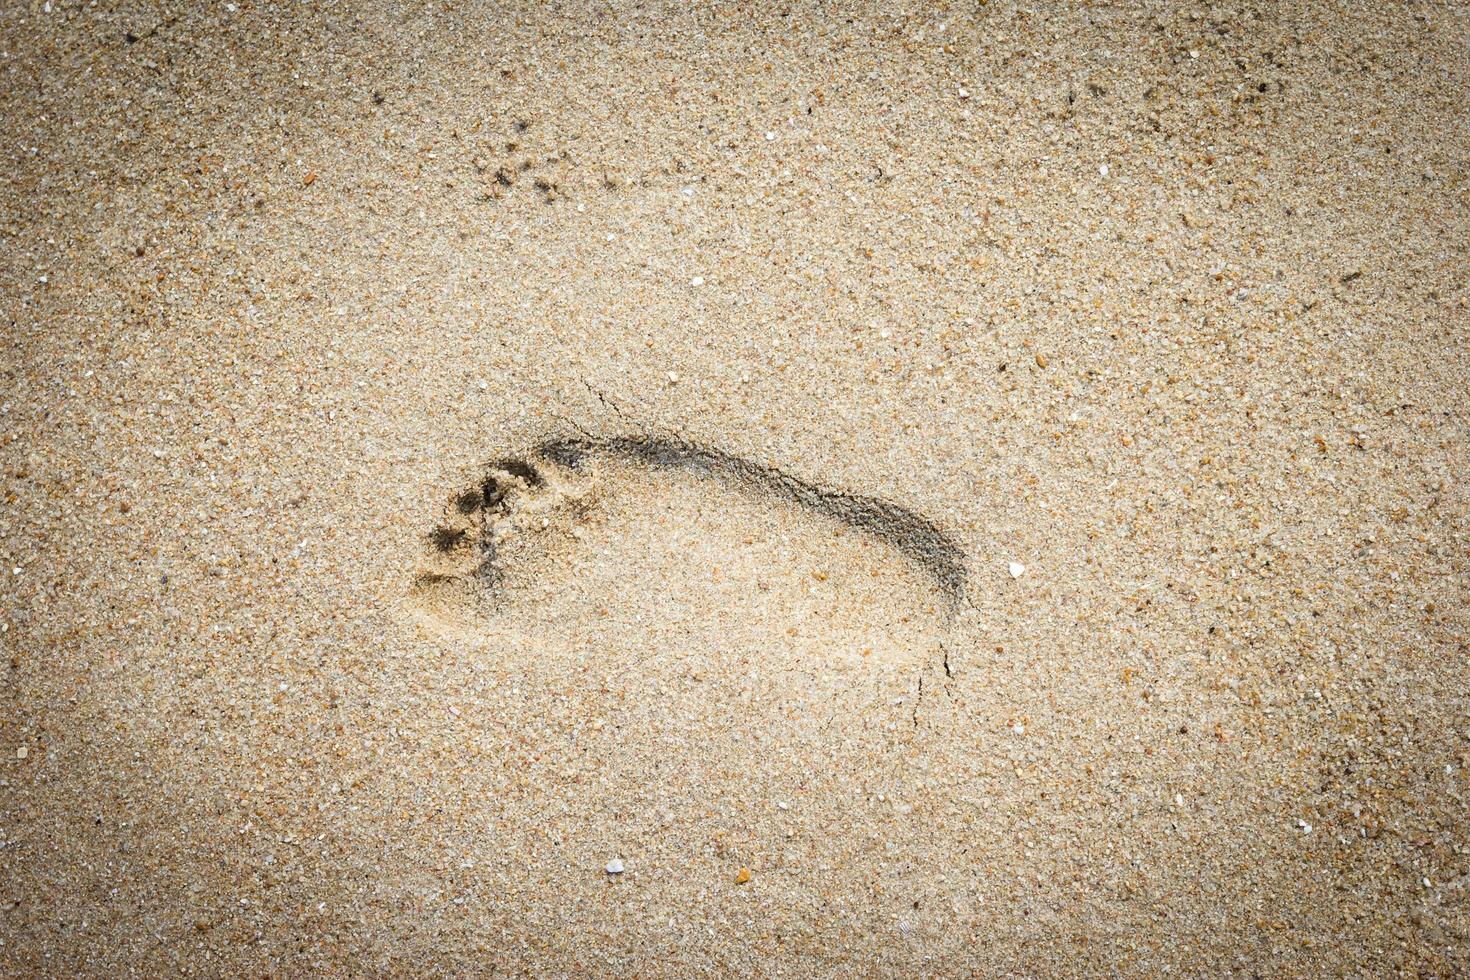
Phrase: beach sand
[{"left": 2, "top": 0, "right": 1468, "bottom": 974}]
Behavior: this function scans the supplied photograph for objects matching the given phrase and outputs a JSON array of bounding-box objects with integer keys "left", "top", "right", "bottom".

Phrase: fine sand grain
[{"left": 2, "top": 1, "right": 1468, "bottom": 975}]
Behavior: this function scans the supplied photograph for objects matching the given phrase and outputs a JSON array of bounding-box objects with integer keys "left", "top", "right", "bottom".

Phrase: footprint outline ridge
[{"left": 424, "top": 430, "right": 967, "bottom": 602}]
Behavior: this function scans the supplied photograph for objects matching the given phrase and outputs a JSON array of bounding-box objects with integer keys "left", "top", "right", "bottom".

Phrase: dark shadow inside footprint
[
  {"left": 455, "top": 489, "right": 485, "bottom": 514},
  {"left": 429, "top": 525, "right": 468, "bottom": 552},
  {"left": 497, "top": 458, "right": 543, "bottom": 487}
]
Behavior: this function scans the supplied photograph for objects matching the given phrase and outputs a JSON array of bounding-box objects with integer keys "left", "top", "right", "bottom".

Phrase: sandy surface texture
[{"left": 3, "top": 0, "right": 1469, "bottom": 975}]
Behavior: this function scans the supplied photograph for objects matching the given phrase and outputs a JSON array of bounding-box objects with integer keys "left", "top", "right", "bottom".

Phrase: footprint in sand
[{"left": 409, "top": 432, "right": 968, "bottom": 682}]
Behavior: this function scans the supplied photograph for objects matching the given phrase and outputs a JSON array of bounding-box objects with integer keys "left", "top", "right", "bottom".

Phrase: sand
[{"left": 2, "top": 0, "right": 1468, "bottom": 974}]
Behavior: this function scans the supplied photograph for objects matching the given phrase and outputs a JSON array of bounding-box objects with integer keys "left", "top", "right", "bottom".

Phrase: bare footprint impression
[{"left": 409, "top": 430, "right": 969, "bottom": 708}]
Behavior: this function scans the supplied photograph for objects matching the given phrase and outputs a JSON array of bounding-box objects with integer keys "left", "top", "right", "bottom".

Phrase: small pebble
[
  {"left": 605, "top": 858, "right": 624, "bottom": 874},
  {"left": 16, "top": 746, "right": 28, "bottom": 760},
  {"left": 735, "top": 867, "right": 751, "bottom": 884},
  {"left": 1008, "top": 562, "right": 1025, "bottom": 579}
]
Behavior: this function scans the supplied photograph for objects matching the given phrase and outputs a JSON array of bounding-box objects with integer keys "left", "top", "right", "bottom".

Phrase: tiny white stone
[
  {"left": 765, "top": 131, "right": 776, "bottom": 141},
  {"left": 1011, "top": 723, "right": 1025, "bottom": 735},
  {"left": 1174, "top": 793, "right": 1184, "bottom": 807},
  {"left": 605, "top": 858, "right": 624, "bottom": 874},
  {"left": 1008, "top": 562, "right": 1025, "bottom": 579},
  {"left": 1189, "top": 50, "right": 1199, "bottom": 59},
  {"left": 667, "top": 371, "right": 680, "bottom": 384},
  {"left": 776, "top": 801, "right": 789, "bottom": 810},
  {"left": 690, "top": 276, "right": 704, "bottom": 287},
  {"left": 1099, "top": 163, "right": 1110, "bottom": 177},
  {"left": 16, "top": 747, "right": 28, "bottom": 760}
]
